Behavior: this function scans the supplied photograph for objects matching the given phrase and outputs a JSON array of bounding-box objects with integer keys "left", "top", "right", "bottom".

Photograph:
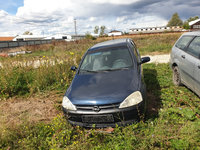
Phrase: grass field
[
  {"left": 0, "top": 32, "right": 182, "bottom": 99},
  {"left": 0, "top": 32, "right": 182, "bottom": 60},
  {"left": 0, "top": 32, "right": 200, "bottom": 149}
]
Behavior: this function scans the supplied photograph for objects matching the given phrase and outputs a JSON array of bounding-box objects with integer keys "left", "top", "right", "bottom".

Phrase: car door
[
  {"left": 174, "top": 36, "right": 195, "bottom": 88},
  {"left": 186, "top": 36, "right": 200, "bottom": 96},
  {"left": 194, "top": 59, "right": 200, "bottom": 96}
]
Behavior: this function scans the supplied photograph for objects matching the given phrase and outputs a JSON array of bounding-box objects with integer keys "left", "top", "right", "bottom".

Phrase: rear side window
[
  {"left": 175, "top": 36, "right": 194, "bottom": 50},
  {"left": 187, "top": 36, "right": 200, "bottom": 58}
]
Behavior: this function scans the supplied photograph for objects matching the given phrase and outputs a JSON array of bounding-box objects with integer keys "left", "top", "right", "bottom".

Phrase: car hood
[{"left": 65, "top": 69, "right": 140, "bottom": 106}]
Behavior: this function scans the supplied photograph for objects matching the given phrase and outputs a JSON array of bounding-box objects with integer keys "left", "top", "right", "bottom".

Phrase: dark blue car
[{"left": 62, "top": 38, "right": 150, "bottom": 127}]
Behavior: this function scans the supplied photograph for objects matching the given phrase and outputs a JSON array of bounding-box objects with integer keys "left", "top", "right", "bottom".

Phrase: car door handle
[
  {"left": 181, "top": 55, "right": 185, "bottom": 59},
  {"left": 198, "top": 66, "right": 200, "bottom": 69}
]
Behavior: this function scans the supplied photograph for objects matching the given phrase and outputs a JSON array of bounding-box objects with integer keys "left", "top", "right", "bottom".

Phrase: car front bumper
[{"left": 62, "top": 101, "right": 145, "bottom": 128}]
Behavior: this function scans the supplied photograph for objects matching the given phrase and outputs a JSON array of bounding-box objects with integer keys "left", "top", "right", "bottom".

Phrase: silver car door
[
  {"left": 174, "top": 36, "right": 194, "bottom": 86},
  {"left": 194, "top": 60, "right": 200, "bottom": 96},
  {"left": 186, "top": 36, "right": 200, "bottom": 96},
  {"left": 180, "top": 49, "right": 196, "bottom": 90}
]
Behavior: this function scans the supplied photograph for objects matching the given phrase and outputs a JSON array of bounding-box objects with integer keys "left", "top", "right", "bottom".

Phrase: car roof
[
  {"left": 89, "top": 38, "right": 131, "bottom": 51},
  {"left": 182, "top": 31, "right": 200, "bottom": 36}
]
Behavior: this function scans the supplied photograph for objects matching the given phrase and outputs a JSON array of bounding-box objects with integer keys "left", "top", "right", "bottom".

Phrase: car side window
[
  {"left": 187, "top": 36, "right": 200, "bottom": 59},
  {"left": 129, "top": 41, "right": 141, "bottom": 74},
  {"left": 130, "top": 41, "right": 140, "bottom": 64},
  {"left": 175, "top": 36, "right": 194, "bottom": 51}
]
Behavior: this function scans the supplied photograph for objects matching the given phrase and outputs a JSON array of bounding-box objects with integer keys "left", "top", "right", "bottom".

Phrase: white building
[
  {"left": 189, "top": 19, "right": 200, "bottom": 31},
  {"left": 91, "top": 33, "right": 99, "bottom": 37},
  {"left": 13, "top": 35, "right": 45, "bottom": 41},
  {"left": 108, "top": 30, "right": 122, "bottom": 36},
  {"left": 44, "top": 34, "right": 73, "bottom": 41},
  {"left": 129, "top": 26, "right": 182, "bottom": 34}
]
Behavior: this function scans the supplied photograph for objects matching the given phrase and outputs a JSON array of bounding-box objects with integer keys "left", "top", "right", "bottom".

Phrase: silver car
[{"left": 170, "top": 31, "right": 200, "bottom": 97}]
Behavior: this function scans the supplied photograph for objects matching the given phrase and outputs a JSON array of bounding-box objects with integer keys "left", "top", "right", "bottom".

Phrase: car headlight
[
  {"left": 62, "top": 96, "right": 77, "bottom": 111},
  {"left": 119, "top": 91, "right": 143, "bottom": 108}
]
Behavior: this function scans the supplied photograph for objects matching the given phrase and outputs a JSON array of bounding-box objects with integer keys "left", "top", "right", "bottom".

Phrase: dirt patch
[
  {"left": 0, "top": 92, "right": 63, "bottom": 129},
  {"left": 0, "top": 47, "right": 27, "bottom": 53}
]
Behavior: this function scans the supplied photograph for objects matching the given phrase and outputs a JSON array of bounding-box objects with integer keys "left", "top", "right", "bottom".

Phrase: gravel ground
[{"left": 142, "top": 54, "right": 170, "bottom": 64}]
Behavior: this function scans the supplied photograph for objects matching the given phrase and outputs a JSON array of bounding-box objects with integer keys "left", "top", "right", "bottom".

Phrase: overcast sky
[{"left": 0, "top": 0, "right": 199, "bottom": 36}]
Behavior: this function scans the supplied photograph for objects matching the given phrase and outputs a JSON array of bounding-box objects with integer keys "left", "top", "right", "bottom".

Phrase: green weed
[
  {"left": 0, "top": 56, "right": 76, "bottom": 98},
  {"left": 1, "top": 64, "right": 199, "bottom": 149}
]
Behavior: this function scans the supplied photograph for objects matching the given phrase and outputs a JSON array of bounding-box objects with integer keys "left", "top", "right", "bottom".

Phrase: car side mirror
[
  {"left": 140, "top": 57, "right": 150, "bottom": 64},
  {"left": 71, "top": 66, "right": 77, "bottom": 71}
]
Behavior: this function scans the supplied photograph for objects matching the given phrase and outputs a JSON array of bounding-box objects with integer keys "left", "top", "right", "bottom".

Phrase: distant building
[
  {"left": 45, "top": 34, "right": 73, "bottom": 41},
  {"left": 13, "top": 35, "right": 45, "bottom": 41},
  {"left": 45, "top": 34, "right": 85, "bottom": 41},
  {"left": 0, "top": 37, "right": 14, "bottom": 41},
  {"left": 71, "top": 35, "right": 85, "bottom": 40},
  {"left": 108, "top": 30, "right": 122, "bottom": 36},
  {"left": 189, "top": 19, "right": 200, "bottom": 31},
  {"left": 91, "top": 33, "right": 99, "bottom": 37},
  {"left": 129, "top": 26, "right": 182, "bottom": 34}
]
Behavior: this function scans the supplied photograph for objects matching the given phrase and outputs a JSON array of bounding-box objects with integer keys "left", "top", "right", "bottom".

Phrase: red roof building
[{"left": 0, "top": 37, "right": 15, "bottom": 41}]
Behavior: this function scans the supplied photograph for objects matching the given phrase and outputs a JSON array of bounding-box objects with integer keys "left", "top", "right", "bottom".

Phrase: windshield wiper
[
  {"left": 80, "top": 67, "right": 130, "bottom": 73},
  {"left": 100, "top": 67, "right": 130, "bottom": 72},
  {"left": 80, "top": 69, "right": 99, "bottom": 73}
]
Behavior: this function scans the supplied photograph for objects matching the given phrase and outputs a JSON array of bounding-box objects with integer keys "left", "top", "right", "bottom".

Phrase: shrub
[{"left": 85, "top": 34, "right": 97, "bottom": 40}]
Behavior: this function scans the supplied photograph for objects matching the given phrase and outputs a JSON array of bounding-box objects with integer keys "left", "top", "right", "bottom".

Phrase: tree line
[{"left": 167, "top": 13, "right": 199, "bottom": 29}]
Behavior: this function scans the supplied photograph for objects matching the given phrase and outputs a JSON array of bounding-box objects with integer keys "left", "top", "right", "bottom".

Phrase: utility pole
[{"left": 74, "top": 19, "right": 77, "bottom": 35}]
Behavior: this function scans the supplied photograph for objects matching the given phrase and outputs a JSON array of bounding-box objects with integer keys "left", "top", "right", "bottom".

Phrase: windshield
[{"left": 80, "top": 46, "right": 133, "bottom": 72}]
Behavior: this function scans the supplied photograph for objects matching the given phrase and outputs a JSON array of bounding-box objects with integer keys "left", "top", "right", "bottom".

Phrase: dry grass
[
  {"left": 0, "top": 91, "right": 63, "bottom": 130},
  {"left": 0, "top": 32, "right": 183, "bottom": 58}
]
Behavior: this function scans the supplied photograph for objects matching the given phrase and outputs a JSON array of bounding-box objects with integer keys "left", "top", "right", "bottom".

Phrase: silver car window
[
  {"left": 187, "top": 36, "right": 200, "bottom": 58},
  {"left": 175, "top": 36, "right": 194, "bottom": 50}
]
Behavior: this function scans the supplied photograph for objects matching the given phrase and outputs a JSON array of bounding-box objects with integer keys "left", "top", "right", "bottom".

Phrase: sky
[{"left": 0, "top": 0, "right": 199, "bottom": 36}]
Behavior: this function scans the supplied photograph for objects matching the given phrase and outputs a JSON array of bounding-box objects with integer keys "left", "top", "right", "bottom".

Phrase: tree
[
  {"left": 100, "top": 26, "right": 106, "bottom": 36},
  {"left": 167, "top": 13, "right": 183, "bottom": 27},
  {"left": 183, "top": 16, "right": 199, "bottom": 29},
  {"left": 187, "top": 16, "right": 199, "bottom": 22},
  {"left": 23, "top": 31, "right": 33, "bottom": 35},
  {"left": 94, "top": 26, "right": 99, "bottom": 34},
  {"left": 85, "top": 32, "right": 96, "bottom": 40},
  {"left": 183, "top": 22, "right": 190, "bottom": 29}
]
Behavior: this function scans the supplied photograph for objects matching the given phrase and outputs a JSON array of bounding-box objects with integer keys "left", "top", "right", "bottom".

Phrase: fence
[{"left": 0, "top": 40, "right": 53, "bottom": 52}]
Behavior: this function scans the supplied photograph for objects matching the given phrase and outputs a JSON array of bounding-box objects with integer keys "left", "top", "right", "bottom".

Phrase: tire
[{"left": 173, "top": 66, "right": 182, "bottom": 86}]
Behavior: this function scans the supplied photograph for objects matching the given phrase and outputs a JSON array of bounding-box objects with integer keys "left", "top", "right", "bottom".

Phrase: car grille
[{"left": 76, "top": 104, "right": 120, "bottom": 112}]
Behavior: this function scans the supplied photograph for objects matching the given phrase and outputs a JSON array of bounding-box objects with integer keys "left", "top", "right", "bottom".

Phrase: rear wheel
[{"left": 173, "top": 66, "right": 182, "bottom": 86}]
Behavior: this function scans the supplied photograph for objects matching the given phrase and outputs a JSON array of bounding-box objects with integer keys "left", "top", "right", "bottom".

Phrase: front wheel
[{"left": 173, "top": 66, "right": 182, "bottom": 86}]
